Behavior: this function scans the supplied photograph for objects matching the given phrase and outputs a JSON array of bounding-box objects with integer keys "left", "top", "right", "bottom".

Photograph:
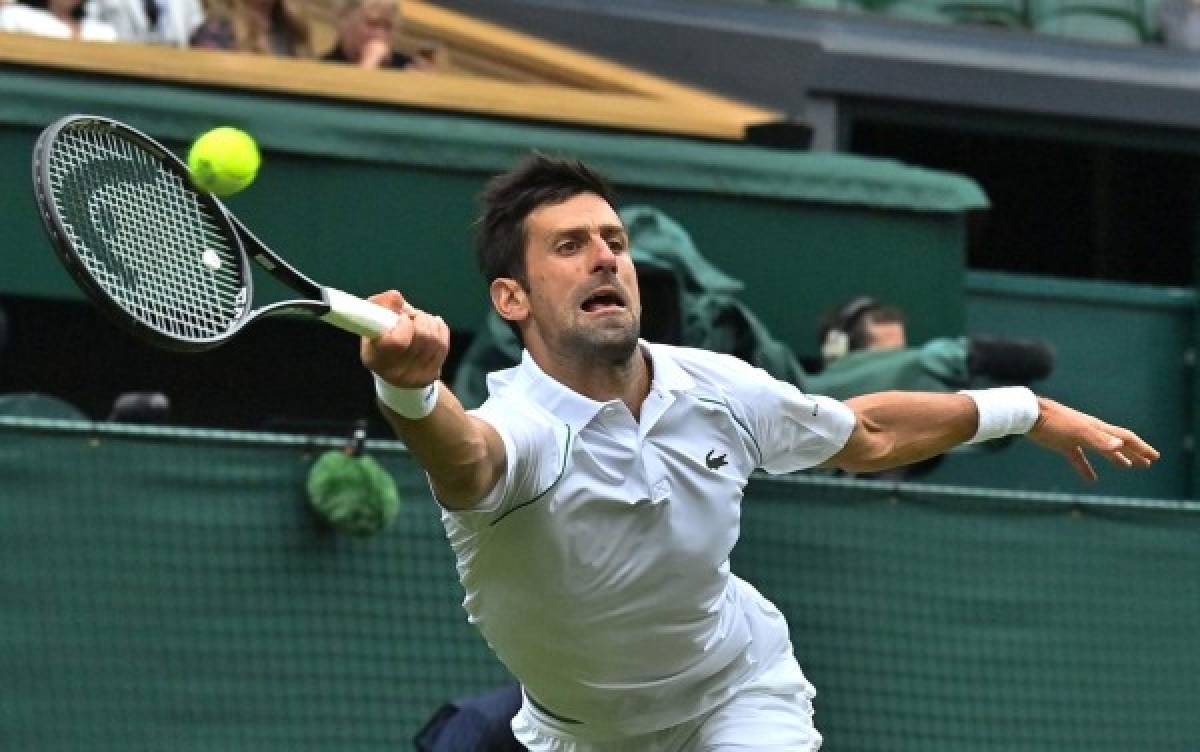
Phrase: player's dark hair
[{"left": 475, "top": 153, "right": 616, "bottom": 289}]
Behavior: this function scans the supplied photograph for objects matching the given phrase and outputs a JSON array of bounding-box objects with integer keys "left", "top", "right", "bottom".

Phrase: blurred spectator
[
  {"left": 190, "top": 0, "right": 313, "bottom": 56},
  {"left": 817, "top": 296, "right": 908, "bottom": 361},
  {"left": 322, "top": 0, "right": 428, "bottom": 70},
  {"left": 86, "top": 0, "right": 203, "bottom": 46},
  {"left": 1158, "top": 0, "right": 1200, "bottom": 50},
  {"left": 0, "top": 0, "right": 118, "bottom": 40},
  {"left": 811, "top": 296, "right": 1055, "bottom": 399},
  {"left": 808, "top": 297, "right": 1054, "bottom": 479}
]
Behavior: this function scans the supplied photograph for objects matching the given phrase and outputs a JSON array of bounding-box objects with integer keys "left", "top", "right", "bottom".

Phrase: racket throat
[{"left": 319, "top": 287, "right": 401, "bottom": 339}]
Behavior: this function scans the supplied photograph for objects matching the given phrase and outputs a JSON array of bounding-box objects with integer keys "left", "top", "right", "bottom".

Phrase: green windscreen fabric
[
  {"left": 0, "top": 66, "right": 979, "bottom": 351},
  {"left": 954, "top": 271, "right": 1194, "bottom": 499},
  {"left": 737, "top": 475, "right": 1200, "bottom": 751},
  {"left": 0, "top": 418, "right": 1196, "bottom": 750},
  {"left": 0, "top": 68, "right": 987, "bottom": 212}
]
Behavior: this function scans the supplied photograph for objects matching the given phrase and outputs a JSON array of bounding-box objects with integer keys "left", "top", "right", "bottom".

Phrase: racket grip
[{"left": 320, "top": 288, "right": 402, "bottom": 338}]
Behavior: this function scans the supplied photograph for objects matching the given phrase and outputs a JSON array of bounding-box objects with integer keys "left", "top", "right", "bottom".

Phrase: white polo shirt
[{"left": 441, "top": 342, "right": 856, "bottom": 738}]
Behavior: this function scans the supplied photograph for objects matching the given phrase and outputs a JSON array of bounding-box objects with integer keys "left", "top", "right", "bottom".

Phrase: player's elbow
[
  {"left": 831, "top": 427, "right": 897, "bottom": 474},
  {"left": 824, "top": 402, "right": 900, "bottom": 474}
]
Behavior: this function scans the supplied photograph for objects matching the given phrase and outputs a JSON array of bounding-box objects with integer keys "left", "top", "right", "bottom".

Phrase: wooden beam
[
  {"left": 0, "top": 33, "right": 776, "bottom": 140},
  {"left": 399, "top": 1, "right": 778, "bottom": 123}
]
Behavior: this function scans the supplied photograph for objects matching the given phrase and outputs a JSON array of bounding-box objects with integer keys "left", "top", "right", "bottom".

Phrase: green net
[
  {"left": 0, "top": 418, "right": 1196, "bottom": 750},
  {"left": 0, "top": 419, "right": 509, "bottom": 750},
  {"left": 736, "top": 475, "right": 1200, "bottom": 751}
]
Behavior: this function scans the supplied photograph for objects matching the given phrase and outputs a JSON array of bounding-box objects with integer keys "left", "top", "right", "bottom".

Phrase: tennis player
[{"left": 360, "top": 155, "right": 1159, "bottom": 751}]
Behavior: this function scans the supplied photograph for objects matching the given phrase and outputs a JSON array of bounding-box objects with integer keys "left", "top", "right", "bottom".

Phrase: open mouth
[{"left": 581, "top": 287, "right": 627, "bottom": 313}]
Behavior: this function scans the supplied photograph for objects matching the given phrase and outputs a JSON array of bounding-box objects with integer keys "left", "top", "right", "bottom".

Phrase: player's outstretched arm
[
  {"left": 825, "top": 389, "right": 1158, "bottom": 480},
  {"left": 360, "top": 291, "right": 506, "bottom": 510}
]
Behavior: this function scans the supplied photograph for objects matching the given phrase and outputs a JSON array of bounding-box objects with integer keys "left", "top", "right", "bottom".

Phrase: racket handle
[{"left": 320, "top": 288, "right": 402, "bottom": 338}]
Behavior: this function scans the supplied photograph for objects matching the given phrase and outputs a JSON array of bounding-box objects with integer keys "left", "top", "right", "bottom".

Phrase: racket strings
[
  {"left": 47, "top": 126, "right": 247, "bottom": 341},
  {"left": 58, "top": 133, "right": 238, "bottom": 338}
]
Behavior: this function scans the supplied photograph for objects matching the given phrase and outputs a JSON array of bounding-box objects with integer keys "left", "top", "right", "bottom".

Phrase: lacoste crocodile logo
[{"left": 705, "top": 449, "right": 728, "bottom": 471}]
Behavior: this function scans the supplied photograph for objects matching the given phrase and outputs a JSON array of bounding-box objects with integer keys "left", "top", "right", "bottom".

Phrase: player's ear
[{"left": 490, "top": 278, "right": 529, "bottom": 323}]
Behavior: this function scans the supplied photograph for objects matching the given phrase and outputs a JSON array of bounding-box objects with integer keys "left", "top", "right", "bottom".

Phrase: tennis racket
[{"left": 31, "top": 114, "right": 400, "bottom": 352}]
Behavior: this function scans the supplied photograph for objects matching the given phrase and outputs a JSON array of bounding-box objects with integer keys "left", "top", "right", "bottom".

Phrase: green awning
[{"left": 0, "top": 67, "right": 987, "bottom": 213}]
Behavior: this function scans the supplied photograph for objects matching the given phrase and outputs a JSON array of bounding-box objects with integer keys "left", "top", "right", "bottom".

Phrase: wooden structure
[{"left": 0, "top": 0, "right": 779, "bottom": 141}]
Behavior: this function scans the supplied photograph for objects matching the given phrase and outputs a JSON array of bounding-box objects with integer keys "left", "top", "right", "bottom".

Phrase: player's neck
[{"left": 531, "top": 346, "right": 652, "bottom": 420}]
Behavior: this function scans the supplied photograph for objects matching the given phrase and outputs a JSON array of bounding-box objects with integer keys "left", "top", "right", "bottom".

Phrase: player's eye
[
  {"left": 606, "top": 237, "right": 627, "bottom": 252},
  {"left": 556, "top": 238, "right": 581, "bottom": 254}
]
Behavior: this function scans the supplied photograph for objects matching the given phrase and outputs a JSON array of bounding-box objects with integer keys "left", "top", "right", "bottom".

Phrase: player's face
[{"left": 513, "top": 192, "right": 641, "bottom": 364}]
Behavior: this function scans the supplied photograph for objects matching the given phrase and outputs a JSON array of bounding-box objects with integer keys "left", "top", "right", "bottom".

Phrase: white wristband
[
  {"left": 959, "top": 387, "right": 1040, "bottom": 444},
  {"left": 374, "top": 375, "right": 439, "bottom": 420}
]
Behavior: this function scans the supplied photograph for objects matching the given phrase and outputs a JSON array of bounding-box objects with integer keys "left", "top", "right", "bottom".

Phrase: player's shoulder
[
  {"left": 647, "top": 342, "right": 770, "bottom": 392},
  {"left": 649, "top": 342, "right": 805, "bottom": 424},
  {"left": 471, "top": 365, "right": 564, "bottom": 434}
]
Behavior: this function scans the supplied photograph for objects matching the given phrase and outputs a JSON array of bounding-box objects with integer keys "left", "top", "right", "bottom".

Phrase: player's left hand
[{"left": 1026, "top": 398, "right": 1160, "bottom": 481}]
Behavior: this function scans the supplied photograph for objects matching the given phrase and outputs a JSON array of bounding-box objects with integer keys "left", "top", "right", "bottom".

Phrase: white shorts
[{"left": 510, "top": 652, "right": 823, "bottom": 752}]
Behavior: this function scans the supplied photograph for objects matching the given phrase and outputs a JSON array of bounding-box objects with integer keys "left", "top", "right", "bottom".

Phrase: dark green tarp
[{"left": 0, "top": 65, "right": 981, "bottom": 350}]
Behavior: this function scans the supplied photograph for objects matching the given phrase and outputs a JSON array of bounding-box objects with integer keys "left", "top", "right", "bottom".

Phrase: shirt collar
[
  {"left": 643, "top": 341, "right": 696, "bottom": 395},
  {"left": 509, "top": 341, "right": 696, "bottom": 434}
]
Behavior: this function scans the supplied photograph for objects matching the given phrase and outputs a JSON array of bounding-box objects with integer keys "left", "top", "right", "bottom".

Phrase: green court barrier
[
  {"left": 0, "top": 418, "right": 1196, "bottom": 750},
  {"left": 927, "top": 271, "right": 1195, "bottom": 499}
]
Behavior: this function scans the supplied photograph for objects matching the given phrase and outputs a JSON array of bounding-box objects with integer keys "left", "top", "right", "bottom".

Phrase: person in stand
[
  {"left": 321, "top": 0, "right": 430, "bottom": 70},
  {"left": 190, "top": 0, "right": 313, "bottom": 57},
  {"left": 86, "top": 0, "right": 203, "bottom": 46},
  {"left": 0, "top": 0, "right": 117, "bottom": 41}
]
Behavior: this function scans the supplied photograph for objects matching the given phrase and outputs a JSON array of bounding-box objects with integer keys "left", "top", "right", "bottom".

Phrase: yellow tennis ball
[{"left": 187, "top": 127, "right": 261, "bottom": 197}]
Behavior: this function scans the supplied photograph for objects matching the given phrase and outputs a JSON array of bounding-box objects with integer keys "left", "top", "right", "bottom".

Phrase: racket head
[{"left": 32, "top": 115, "right": 254, "bottom": 352}]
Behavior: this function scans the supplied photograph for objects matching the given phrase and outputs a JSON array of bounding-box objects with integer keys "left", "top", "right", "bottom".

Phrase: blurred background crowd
[{"left": 0, "top": 0, "right": 438, "bottom": 68}]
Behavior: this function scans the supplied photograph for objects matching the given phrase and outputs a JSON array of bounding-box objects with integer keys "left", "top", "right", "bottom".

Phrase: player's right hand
[{"left": 360, "top": 290, "right": 450, "bottom": 388}]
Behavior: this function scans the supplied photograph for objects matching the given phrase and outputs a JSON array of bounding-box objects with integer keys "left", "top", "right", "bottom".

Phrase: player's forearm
[
  {"left": 839, "top": 391, "right": 979, "bottom": 473},
  {"left": 378, "top": 383, "right": 502, "bottom": 508}
]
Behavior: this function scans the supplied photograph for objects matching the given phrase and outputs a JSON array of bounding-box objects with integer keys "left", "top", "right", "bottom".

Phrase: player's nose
[{"left": 588, "top": 234, "right": 618, "bottom": 273}]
